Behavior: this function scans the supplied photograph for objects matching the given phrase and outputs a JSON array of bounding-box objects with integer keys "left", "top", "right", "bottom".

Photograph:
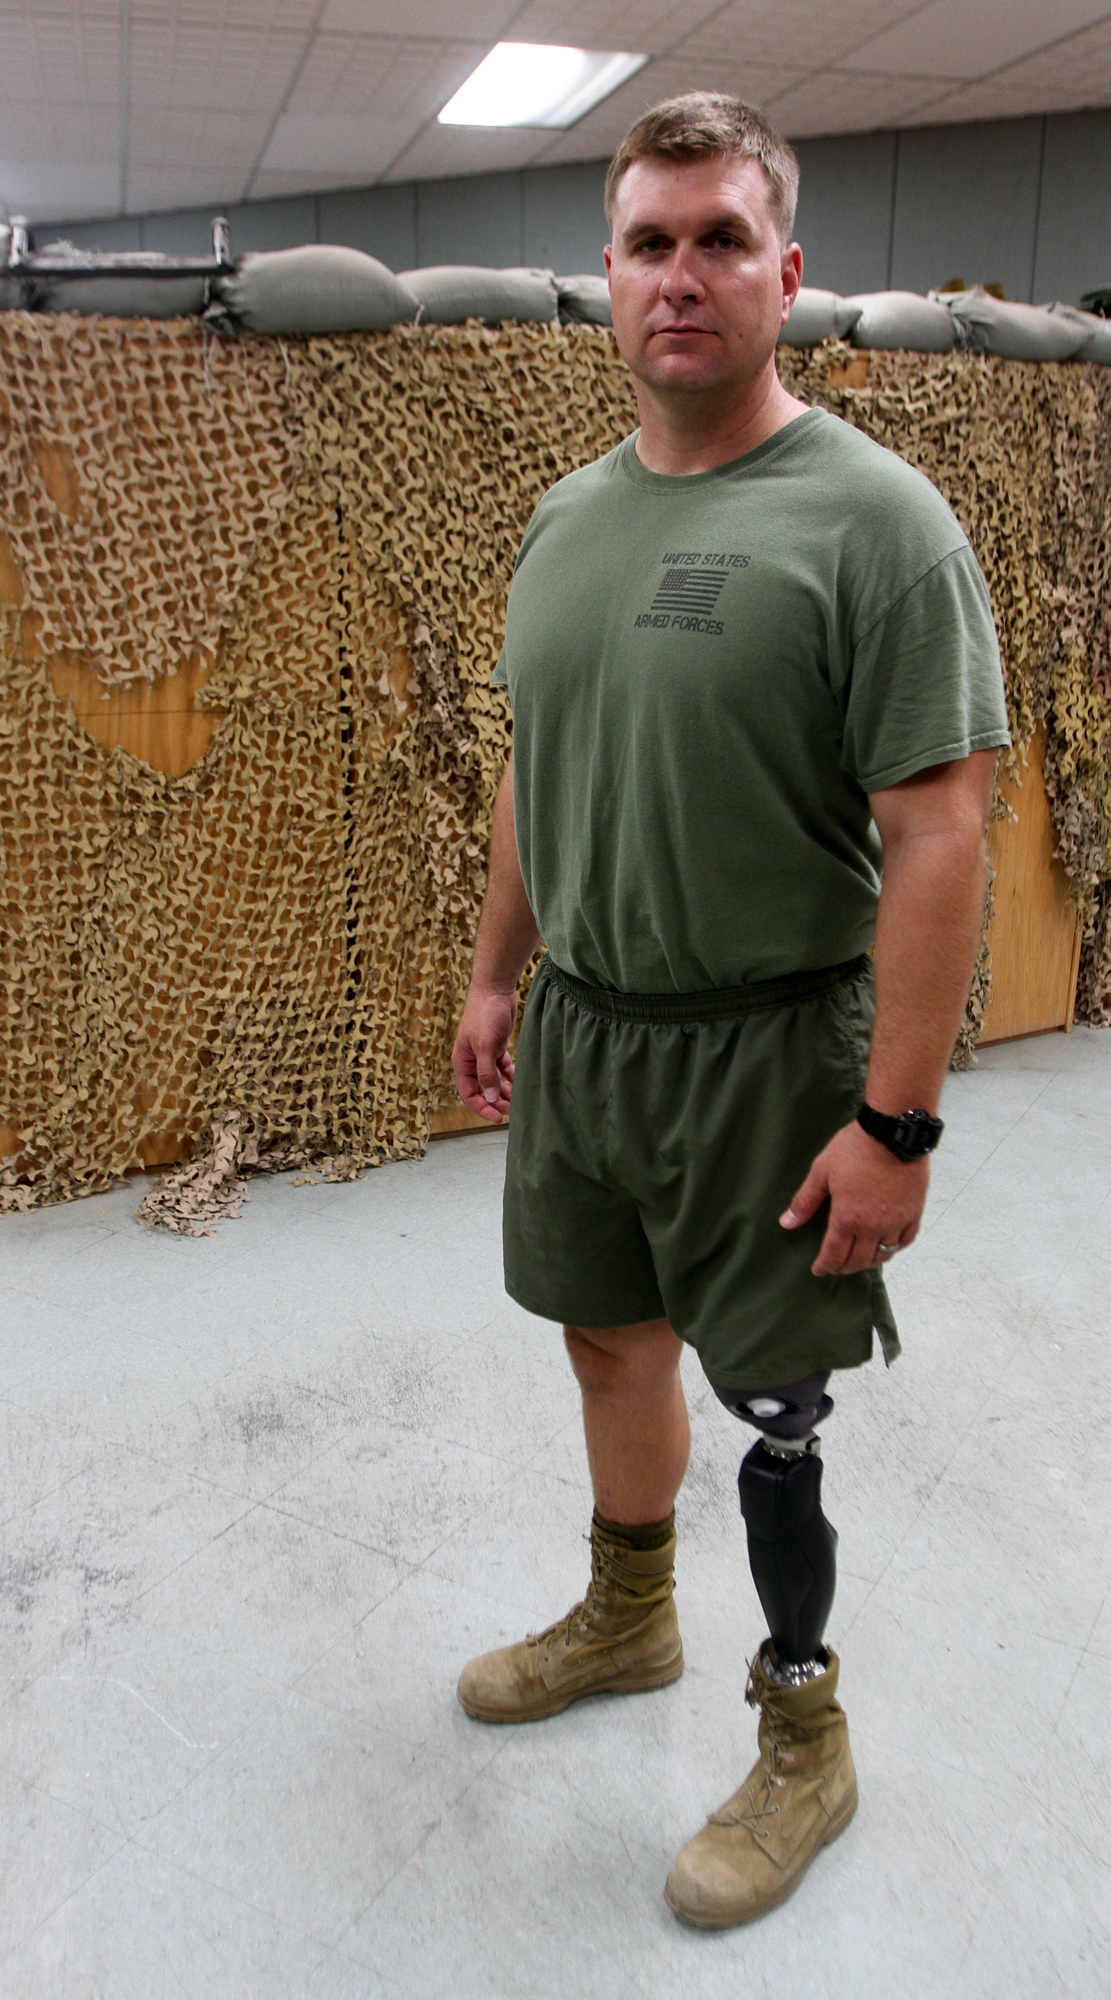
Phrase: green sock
[{"left": 593, "top": 1507, "right": 675, "bottom": 1552}]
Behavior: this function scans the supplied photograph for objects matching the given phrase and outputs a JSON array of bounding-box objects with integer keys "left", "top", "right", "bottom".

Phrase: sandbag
[
  {"left": 777, "top": 288, "right": 861, "bottom": 347},
  {"left": 1047, "top": 303, "right": 1111, "bottom": 365},
  {"left": 556, "top": 273, "right": 611, "bottom": 326},
  {"left": 845, "top": 290, "right": 955, "bottom": 353},
  {"left": 937, "top": 287, "right": 1087, "bottom": 362},
  {"left": 400, "top": 265, "right": 558, "bottom": 326},
  {"left": 208, "top": 245, "right": 418, "bottom": 335}
]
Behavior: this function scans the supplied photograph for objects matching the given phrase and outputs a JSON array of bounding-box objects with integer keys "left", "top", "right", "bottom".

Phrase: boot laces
[
  {"left": 527, "top": 1546, "right": 606, "bottom": 1650},
  {"left": 525, "top": 1597, "right": 591, "bottom": 1650},
  {"left": 719, "top": 1653, "right": 800, "bottom": 1837},
  {"left": 722, "top": 1731, "right": 791, "bottom": 1837},
  {"left": 526, "top": 1531, "right": 654, "bottom": 1652}
]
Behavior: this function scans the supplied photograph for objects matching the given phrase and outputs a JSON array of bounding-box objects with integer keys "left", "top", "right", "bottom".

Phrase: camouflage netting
[{"left": 2, "top": 318, "right": 1110, "bottom": 1225}]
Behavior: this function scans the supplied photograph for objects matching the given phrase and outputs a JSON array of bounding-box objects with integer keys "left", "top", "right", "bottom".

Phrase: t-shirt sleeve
[
  {"left": 841, "top": 545, "right": 1011, "bottom": 792},
  {"left": 490, "top": 492, "right": 551, "bottom": 691}
]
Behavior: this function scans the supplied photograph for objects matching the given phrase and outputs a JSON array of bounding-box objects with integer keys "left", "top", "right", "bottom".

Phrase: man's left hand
[{"left": 779, "top": 1121, "right": 929, "bottom": 1276}]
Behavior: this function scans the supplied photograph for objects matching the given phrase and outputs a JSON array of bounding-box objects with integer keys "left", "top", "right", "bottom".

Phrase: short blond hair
[{"left": 605, "top": 92, "right": 799, "bottom": 243}]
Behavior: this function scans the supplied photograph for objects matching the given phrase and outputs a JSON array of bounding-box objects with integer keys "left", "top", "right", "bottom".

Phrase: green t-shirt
[{"left": 493, "top": 407, "right": 1009, "bottom": 992}]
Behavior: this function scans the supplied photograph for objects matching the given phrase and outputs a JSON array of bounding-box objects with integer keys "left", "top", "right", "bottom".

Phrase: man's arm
[
  {"left": 452, "top": 754, "right": 542, "bottom": 1125},
  {"left": 781, "top": 747, "right": 998, "bottom": 1275}
]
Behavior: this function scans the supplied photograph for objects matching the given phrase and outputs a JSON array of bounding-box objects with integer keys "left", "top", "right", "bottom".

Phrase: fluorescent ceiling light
[{"left": 438, "top": 43, "right": 647, "bottom": 130}]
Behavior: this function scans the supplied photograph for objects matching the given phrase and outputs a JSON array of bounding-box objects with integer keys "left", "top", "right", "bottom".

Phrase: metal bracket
[{"left": 6, "top": 215, "right": 232, "bottom": 279}]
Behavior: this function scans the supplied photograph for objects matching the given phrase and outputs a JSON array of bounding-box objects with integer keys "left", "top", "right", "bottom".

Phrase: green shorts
[{"left": 503, "top": 954, "right": 900, "bottom": 1391}]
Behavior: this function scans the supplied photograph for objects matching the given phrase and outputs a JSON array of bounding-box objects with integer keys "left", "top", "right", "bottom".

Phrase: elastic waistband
[{"left": 543, "top": 954, "right": 871, "bottom": 1024}]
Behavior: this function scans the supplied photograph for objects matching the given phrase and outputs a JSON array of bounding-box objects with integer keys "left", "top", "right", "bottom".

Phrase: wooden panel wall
[
  {"left": 46, "top": 652, "right": 223, "bottom": 778},
  {"left": 979, "top": 726, "right": 1082, "bottom": 1045}
]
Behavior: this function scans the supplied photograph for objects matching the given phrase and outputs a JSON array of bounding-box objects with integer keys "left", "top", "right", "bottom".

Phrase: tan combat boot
[
  {"left": 664, "top": 1640, "right": 857, "bottom": 1928},
  {"left": 457, "top": 1511, "right": 683, "bottom": 1723}
]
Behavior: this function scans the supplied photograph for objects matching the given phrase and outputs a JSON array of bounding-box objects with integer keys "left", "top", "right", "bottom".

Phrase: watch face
[
  {"left": 893, "top": 1112, "right": 942, "bottom": 1159},
  {"left": 858, "top": 1104, "right": 943, "bottom": 1159}
]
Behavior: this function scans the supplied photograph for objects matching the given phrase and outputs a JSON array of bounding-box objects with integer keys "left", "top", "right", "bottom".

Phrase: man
[{"left": 451, "top": 93, "right": 1009, "bottom": 1929}]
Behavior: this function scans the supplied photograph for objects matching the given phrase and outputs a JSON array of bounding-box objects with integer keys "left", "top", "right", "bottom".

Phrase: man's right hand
[{"left": 452, "top": 986, "right": 518, "bottom": 1124}]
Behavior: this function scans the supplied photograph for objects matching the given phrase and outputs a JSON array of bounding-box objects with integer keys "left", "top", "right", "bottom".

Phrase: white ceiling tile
[
  {"left": 894, "top": 82, "right": 1020, "bottom": 124},
  {"left": 988, "top": 13, "right": 1111, "bottom": 101},
  {"left": 532, "top": 49, "right": 807, "bottom": 164},
  {"left": 0, "top": 11, "right": 121, "bottom": 103},
  {"left": 124, "top": 164, "right": 252, "bottom": 209},
  {"left": 841, "top": 0, "right": 1110, "bottom": 81},
  {"left": 0, "top": 161, "right": 121, "bottom": 223},
  {"left": 128, "top": 19, "right": 303, "bottom": 110},
  {"left": 0, "top": 98, "right": 119, "bottom": 161},
  {"left": 637, "top": 50, "right": 812, "bottom": 108},
  {"left": 672, "top": 1, "right": 917, "bottom": 73},
  {"left": 226, "top": 0, "right": 321, "bottom": 26},
  {"left": 15, "top": 2, "right": 123, "bottom": 18},
  {"left": 0, "top": 101, "right": 66, "bottom": 153},
  {"left": 767, "top": 67, "right": 960, "bottom": 137},
  {"left": 128, "top": 104, "right": 272, "bottom": 167},
  {"left": 897, "top": 16, "right": 1111, "bottom": 124},
  {"left": 286, "top": 33, "right": 483, "bottom": 120},
  {"left": 129, "top": 1, "right": 316, "bottom": 25},
  {"left": 262, "top": 110, "right": 418, "bottom": 177},
  {"left": 504, "top": 0, "right": 723, "bottom": 59},
  {"left": 318, "top": 0, "right": 516, "bottom": 33},
  {"left": 383, "top": 120, "right": 554, "bottom": 182}
]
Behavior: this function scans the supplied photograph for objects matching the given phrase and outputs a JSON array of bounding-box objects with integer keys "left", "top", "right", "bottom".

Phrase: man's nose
[{"left": 660, "top": 252, "right": 705, "bottom": 304}]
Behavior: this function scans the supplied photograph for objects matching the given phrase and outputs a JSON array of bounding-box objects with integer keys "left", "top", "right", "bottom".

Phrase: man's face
[{"left": 604, "top": 153, "right": 802, "bottom": 400}]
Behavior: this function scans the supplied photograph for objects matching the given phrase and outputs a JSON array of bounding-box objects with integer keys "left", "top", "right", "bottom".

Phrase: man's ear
[
  {"left": 603, "top": 244, "right": 613, "bottom": 284},
  {"left": 781, "top": 242, "right": 803, "bottom": 323}
]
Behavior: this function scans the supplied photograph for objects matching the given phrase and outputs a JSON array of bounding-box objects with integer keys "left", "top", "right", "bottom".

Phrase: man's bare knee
[{"left": 564, "top": 1319, "right": 681, "bottom": 1400}]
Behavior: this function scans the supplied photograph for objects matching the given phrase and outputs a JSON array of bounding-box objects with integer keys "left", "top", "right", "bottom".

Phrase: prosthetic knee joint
[{"left": 714, "top": 1374, "right": 837, "bottom": 1683}]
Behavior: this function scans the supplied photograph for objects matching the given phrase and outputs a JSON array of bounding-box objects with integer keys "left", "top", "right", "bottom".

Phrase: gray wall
[
  {"left": 40, "top": 108, "right": 1111, "bottom": 306},
  {"left": 795, "top": 110, "right": 1111, "bottom": 303}
]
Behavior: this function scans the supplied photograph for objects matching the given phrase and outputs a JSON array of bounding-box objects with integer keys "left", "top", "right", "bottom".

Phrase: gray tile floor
[{"left": 2, "top": 1030, "right": 1110, "bottom": 1998}]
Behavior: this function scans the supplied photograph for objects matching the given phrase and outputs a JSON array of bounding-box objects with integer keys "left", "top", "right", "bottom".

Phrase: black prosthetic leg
[
  {"left": 738, "top": 1439, "right": 837, "bottom": 1667},
  {"left": 712, "top": 1371, "right": 839, "bottom": 1677}
]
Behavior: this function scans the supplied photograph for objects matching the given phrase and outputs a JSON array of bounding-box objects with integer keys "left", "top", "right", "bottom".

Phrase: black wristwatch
[{"left": 857, "top": 1102, "right": 944, "bottom": 1163}]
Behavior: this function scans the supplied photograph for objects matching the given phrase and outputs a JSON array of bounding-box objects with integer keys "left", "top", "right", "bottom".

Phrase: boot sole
[
  {"left": 457, "top": 1649, "right": 684, "bottom": 1724},
  {"left": 664, "top": 1783, "right": 859, "bottom": 1930}
]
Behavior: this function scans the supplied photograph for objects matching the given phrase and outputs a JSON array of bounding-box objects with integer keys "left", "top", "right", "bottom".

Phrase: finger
[
  {"left": 456, "top": 1074, "right": 505, "bottom": 1118},
  {"left": 839, "top": 1238, "right": 888, "bottom": 1275},
  {"left": 464, "top": 1081, "right": 511, "bottom": 1124},
  {"left": 453, "top": 1046, "right": 507, "bottom": 1120},
  {"left": 780, "top": 1163, "right": 828, "bottom": 1229},
  {"left": 875, "top": 1221, "right": 919, "bottom": 1257},
  {"left": 810, "top": 1222, "right": 858, "bottom": 1276},
  {"left": 475, "top": 1045, "right": 508, "bottom": 1102},
  {"left": 451, "top": 1044, "right": 480, "bottom": 1102}
]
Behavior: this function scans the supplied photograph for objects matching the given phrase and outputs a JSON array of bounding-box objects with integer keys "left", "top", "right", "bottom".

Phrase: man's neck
[{"left": 632, "top": 364, "right": 809, "bottom": 476}]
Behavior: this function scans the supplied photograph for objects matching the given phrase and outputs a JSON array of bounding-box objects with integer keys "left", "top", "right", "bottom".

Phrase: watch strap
[{"left": 857, "top": 1101, "right": 944, "bottom": 1161}]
